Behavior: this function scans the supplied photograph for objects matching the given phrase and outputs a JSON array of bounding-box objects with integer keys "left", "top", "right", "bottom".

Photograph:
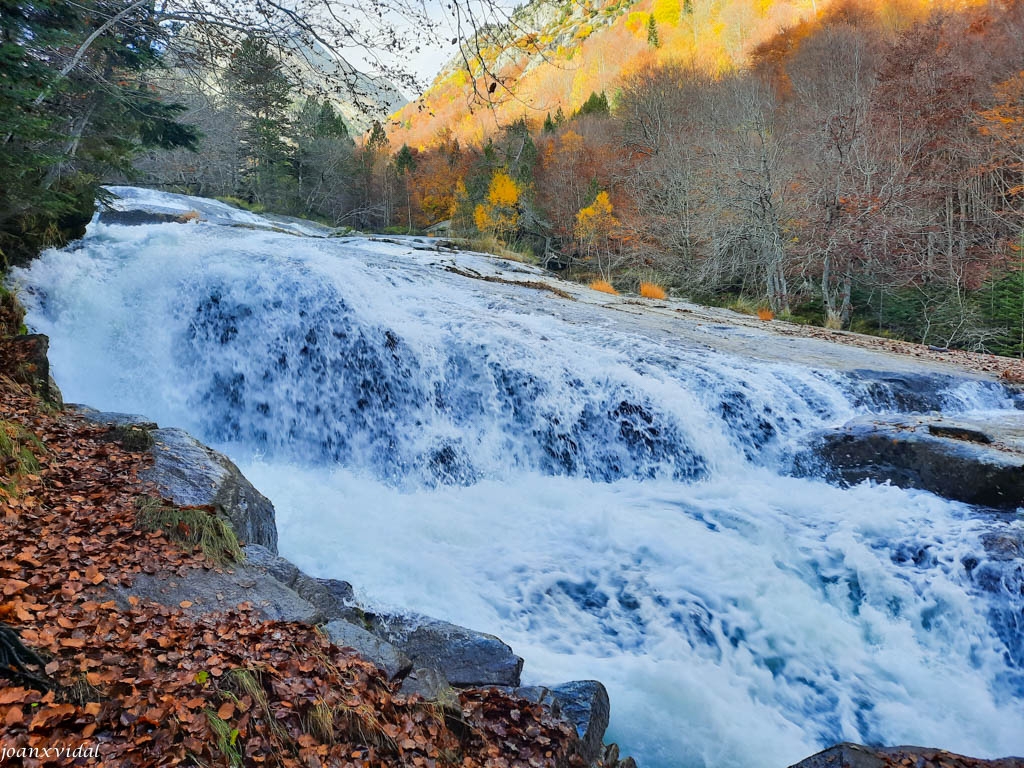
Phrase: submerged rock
[
  {"left": 806, "top": 414, "right": 1024, "bottom": 509},
  {"left": 97, "top": 208, "right": 201, "bottom": 226},
  {"left": 788, "top": 742, "right": 1024, "bottom": 768}
]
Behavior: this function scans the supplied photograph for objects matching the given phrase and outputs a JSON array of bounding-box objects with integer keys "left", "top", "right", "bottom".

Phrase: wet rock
[
  {"left": 367, "top": 612, "right": 523, "bottom": 687},
  {"left": 98, "top": 208, "right": 201, "bottom": 226},
  {"left": 117, "top": 566, "right": 318, "bottom": 623},
  {"left": 846, "top": 370, "right": 957, "bottom": 413},
  {"left": 597, "top": 744, "right": 637, "bottom": 768},
  {"left": 294, "top": 576, "right": 360, "bottom": 622},
  {"left": 807, "top": 414, "right": 1024, "bottom": 510},
  {"left": 141, "top": 428, "right": 278, "bottom": 552},
  {"left": 787, "top": 742, "right": 1024, "bottom": 768},
  {"left": 323, "top": 619, "right": 412, "bottom": 681},
  {"left": 243, "top": 547, "right": 361, "bottom": 623},
  {"left": 504, "top": 681, "right": 610, "bottom": 765}
]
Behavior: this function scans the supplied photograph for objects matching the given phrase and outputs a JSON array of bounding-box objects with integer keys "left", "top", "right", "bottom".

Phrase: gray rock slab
[
  {"left": 141, "top": 428, "right": 278, "bottom": 552},
  {"left": 323, "top": 619, "right": 412, "bottom": 681},
  {"left": 120, "top": 566, "right": 318, "bottom": 623},
  {"left": 368, "top": 612, "right": 523, "bottom": 687},
  {"left": 243, "top": 544, "right": 300, "bottom": 586}
]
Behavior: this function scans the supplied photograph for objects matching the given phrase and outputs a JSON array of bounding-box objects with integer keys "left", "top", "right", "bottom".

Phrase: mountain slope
[
  {"left": 388, "top": 0, "right": 969, "bottom": 148},
  {"left": 390, "top": 0, "right": 820, "bottom": 146}
]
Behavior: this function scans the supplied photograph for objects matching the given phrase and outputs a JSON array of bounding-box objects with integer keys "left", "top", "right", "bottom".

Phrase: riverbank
[{"left": 0, "top": 336, "right": 594, "bottom": 767}]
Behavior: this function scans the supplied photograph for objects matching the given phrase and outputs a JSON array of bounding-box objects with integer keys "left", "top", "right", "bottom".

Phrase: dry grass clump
[
  {"left": 135, "top": 495, "right": 243, "bottom": 565},
  {"left": 757, "top": 307, "right": 775, "bottom": 321},
  {"left": 639, "top": 282, "right": 667, "bottom": 300},
  {"left": 589, "top": 280, "right": 618, "bottom": 295}
]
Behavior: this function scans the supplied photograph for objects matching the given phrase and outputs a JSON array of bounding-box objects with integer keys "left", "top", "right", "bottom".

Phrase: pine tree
[
  {"left": 226, "top": 37, "right": 295, "bottom": 206},
  {"left": 543, "top": 112, "right": 556, "bottom": 132},
  {"left": 981, "top": 257, "right": 1024, "bottom": 358},
  {"left": 576, "top": 91, "right": 610, "bottom": 118},
  {"left": 647, "top": 15, "right": 660, "bottom": 48}
]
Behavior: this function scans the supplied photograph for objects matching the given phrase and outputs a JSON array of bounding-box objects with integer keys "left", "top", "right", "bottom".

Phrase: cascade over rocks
[{"left": 16, "top": 188, "right": 1024, "bottom": 767}]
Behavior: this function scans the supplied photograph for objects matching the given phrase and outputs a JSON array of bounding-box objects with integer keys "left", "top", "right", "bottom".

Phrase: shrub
[
  {"left": 757, "top": 307, "right": 775, "bottom": 321},
  {"left": 639, "top": 282, "right": 667, "bottom": 300},
  {"left": 589, "top": 280, "right": 619, "bottom": 295}
]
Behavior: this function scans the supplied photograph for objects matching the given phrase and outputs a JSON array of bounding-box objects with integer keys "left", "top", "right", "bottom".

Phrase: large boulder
[
  {"left": 805, "top": 414, "right": 1024, "bottom": 509},
  {"left": 141, "top": 428, "right": 278, "bottom": 552},
  {"left": 788, "top": 743, "right": 1023, "bottom": 768},
  {"left": 70, "top": 411, "right": 278, "bottom": 551},
  {"left": 367, "top": 612, "right": 524, "bottom": 687}
]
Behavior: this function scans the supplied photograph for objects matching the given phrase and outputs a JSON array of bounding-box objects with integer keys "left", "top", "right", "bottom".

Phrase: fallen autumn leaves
[{"left": 0, "top": 359, "right": 581, "bottom": 768}]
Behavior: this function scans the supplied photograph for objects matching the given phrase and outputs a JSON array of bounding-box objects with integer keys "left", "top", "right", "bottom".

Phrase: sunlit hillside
[{"left": 388, "top": 0, "right": 975, "bottom": 148}]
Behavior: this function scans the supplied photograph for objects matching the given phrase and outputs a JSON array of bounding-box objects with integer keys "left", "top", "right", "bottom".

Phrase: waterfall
[{"left": 11, "top": 187, "right": 1024, "bottom": 768}]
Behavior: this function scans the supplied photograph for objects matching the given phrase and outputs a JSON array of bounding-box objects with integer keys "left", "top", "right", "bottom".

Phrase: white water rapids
[{"left": 10, "top": 187, "right": 1024, "bottom": 767}]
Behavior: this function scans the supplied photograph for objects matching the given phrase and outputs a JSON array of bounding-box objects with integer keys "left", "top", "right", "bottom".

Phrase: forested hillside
[
  {"left": 379, "top": 0, "right": 1024, "bottom": 355},
  {"left": 3, "top": 0, "right": 1024, "bottom": 354}
]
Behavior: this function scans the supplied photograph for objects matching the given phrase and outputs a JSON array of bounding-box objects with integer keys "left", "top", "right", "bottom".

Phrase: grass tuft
[
  {"left": 135, "top": 496, "right": 242, "bottom": 565},
  {"left": 639, "top": 282, "right": 667, "bottom": 300},
  {"left": 757, "top": 307, "right": 775, "bottom": 321},
  {"left": 205, "top": 709, "right": 243, "bottom": 767},
  {"left": 589, "top": 280, "right": 619, "bottom": 295}
]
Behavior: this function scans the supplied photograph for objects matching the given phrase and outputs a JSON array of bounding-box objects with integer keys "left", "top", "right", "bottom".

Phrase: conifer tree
[
  {"left": 0, "top": 0, "right": 196, "bottom": 262},
  {"left": 226, "top": 37, "right": 294, "bottom": 206},
  {"left": 647, "top": 15, "right": 661, "bottom": 48}
]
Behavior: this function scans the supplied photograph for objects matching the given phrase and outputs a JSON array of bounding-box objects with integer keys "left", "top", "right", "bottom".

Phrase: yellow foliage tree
[
  {"left": 476, "top": 171, "right": 522, "bottom": 239},
  {"left": 575, "top": 191, "right": 621, "bottom": 278},
  {"left": 575, "top": 191, "right": 618, "bottom": 242},
  {"left": 488, "top": 171, "right": 521, "bottom": 209},
  {"left": 652, "top": 0, "right": 680, "bottom": 27}
]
